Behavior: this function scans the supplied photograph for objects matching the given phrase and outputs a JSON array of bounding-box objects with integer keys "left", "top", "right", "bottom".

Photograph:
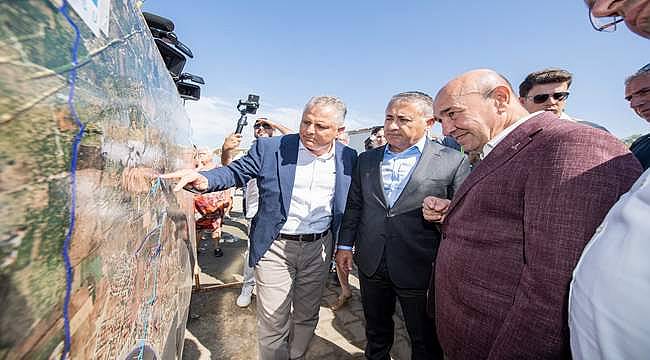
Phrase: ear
[
  {"left": 337, "top": 126, "right": 346, "bottom": 135},
  {"left": 490, "top": 85, "right": 511, "bottom": 113},
  {"left": 518, "top": 96, "right": 526, "bottom": 106},
  {"left": 425, "top": 117, "right": 435, "bottom": 127}
]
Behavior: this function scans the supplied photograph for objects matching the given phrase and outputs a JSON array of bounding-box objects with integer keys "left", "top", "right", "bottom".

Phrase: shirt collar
[
  {"left": 481, "top": 111, "right": 540, "bottom": 159},
  {"left": 385, "top": 135, "right": 427, "bottom": 157},
  {"left": 299, "top": 139, "right": 336, "bottom": 160}
]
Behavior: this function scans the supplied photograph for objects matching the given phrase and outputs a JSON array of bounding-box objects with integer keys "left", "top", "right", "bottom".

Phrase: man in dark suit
[
  {"left": 423, "top": 69, "right": 642, "bottom": 359},
  {"left": 336, "top": 91, "right": 470, "bottom": 360},
  {"left": 163, "top": 96, "right": 357, "bottom": 359}
]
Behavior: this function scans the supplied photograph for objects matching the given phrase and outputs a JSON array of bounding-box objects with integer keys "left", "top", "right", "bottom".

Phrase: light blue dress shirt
[
  {"left": 336, "top": 137, "right": 427, "bottom": 252},
  {"left": 381, "top": 136, "right": 426, "bottom": 207}
]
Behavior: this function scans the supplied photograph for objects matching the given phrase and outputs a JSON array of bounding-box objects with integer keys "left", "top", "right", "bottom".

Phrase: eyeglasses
[
  {"left": 254, "top": 123, "right": 272, "bottom": 129},
  {"left": 529, "top": 92, "right": 570, "bottom": 104},
  {"left": 589, "top": 8, "right": 624, "bottom": 32}
]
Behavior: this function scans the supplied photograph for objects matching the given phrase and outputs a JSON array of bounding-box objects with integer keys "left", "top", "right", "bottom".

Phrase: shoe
[
  {"left": 214, "top": 248, "right": 224, "bottom": 257},
  {"left": 329, "top": 293, "right": 352, "bottom": 311},
  {"left": 236, "top": 284, "right": 254, "bottom": 307}
]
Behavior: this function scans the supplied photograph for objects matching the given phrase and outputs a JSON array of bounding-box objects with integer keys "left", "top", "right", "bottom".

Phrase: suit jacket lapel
[
  {"left": 277, "top": 134, "right": 299, "bottom": 216},
  {"left": 446, "top": 117, "right": 545, "bottom": 215},
  {"left": 391, "top": 139, "right": 439, "bottom": 211},
  {"left": 373, "top": 145, "right": 389, "bottom": 209}
]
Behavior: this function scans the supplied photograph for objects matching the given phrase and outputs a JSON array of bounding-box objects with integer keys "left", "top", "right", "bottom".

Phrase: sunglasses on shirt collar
[{"left": 529, "top": 92, "right": 570, "bottom": 104}]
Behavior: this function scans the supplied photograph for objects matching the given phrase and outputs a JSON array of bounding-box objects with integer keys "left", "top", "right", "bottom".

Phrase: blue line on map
[{"left": 58, "top": 1, "right": 86, "bottom": 359}]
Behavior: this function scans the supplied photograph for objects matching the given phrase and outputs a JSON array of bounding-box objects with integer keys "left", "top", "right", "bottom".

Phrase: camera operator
[
  {"left": 221, "top": 118, "right": 293, "bottom": 165},
  {"left": 220, "top": 117, "right": 293, "bottom": 308}
]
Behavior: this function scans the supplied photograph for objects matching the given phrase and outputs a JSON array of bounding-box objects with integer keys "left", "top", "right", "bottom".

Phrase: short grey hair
[
  {"left": 304, "top": 95, "right": 347, "bottom": 126},
  {"left": 388, "top": 91, "right": 434, "bottom": 118},
  {"left": 625, "top": 63, "right": 650, "bottom": 86}
]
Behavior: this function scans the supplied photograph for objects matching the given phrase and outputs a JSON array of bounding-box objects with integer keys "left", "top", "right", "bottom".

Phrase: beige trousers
[{"left": 254, "top": 233, "right": 333, "bottom": 360}]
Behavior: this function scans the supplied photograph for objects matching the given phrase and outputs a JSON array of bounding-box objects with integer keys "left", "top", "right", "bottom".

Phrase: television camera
[{"left": 143, "top": 12, "right": 204, "bottom": 101}]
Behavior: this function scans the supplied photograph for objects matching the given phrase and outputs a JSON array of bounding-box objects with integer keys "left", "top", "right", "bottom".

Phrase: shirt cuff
[{"left": 336, "top": 245, "right": 353, "bottom": 251}]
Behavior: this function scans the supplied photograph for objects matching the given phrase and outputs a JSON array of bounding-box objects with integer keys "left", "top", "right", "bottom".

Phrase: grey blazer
[{"left": 338, "top": 139, "right": 470, "bottom": 288}]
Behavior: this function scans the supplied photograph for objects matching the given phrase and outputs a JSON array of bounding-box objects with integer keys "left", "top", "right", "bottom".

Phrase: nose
[{"left": 591, "top": 0, "right": 623, "bottom": 17}]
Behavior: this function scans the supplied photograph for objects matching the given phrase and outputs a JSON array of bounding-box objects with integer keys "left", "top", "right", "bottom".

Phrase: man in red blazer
[{"left": 423, "top": 69, "right": 642, "bottom": 359}]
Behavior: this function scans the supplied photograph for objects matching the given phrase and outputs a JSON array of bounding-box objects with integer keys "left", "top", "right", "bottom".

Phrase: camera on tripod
[
  {"left": 143, "top": 12, "right": 204, "bottom": 101},
  {"left": 235, "top": 94, "right": 260, "bottom": 134}
]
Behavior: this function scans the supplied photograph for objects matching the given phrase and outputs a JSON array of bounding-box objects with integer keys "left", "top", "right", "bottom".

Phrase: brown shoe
[{"left": 329, "top": 293, "right": 352, "bottom": 311}]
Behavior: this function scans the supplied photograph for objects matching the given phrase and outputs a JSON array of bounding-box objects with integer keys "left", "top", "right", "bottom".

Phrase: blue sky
[{"left": 144, "top": 0, "right": 648, "bottom": 148}]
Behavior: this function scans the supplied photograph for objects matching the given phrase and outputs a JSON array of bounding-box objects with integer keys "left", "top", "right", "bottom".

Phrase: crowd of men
[{"left": 164, "top": 1, "right": 649, "bottom": 359}]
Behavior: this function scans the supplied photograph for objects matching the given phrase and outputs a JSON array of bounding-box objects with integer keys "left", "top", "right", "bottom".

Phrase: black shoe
[{"left": 214, "top": 248, "right": 224, "bottom": 257}]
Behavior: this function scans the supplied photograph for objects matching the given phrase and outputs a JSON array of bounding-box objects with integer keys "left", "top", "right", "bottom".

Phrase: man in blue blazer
[{"left": 164, "top": 96, "right": 357, "bottom": 359}]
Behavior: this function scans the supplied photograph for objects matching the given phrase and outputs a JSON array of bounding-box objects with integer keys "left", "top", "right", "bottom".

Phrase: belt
[{"left": 279, "top": 230, "right": 329, "bottom": 242}]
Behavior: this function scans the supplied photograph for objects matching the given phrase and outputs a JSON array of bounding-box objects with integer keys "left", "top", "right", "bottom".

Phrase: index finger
[{"left": 159, "top": 170, "right": 188, "bottom": 180}]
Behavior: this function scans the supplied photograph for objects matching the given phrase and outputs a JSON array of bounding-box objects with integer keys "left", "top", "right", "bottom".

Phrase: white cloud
[{"left": 345, "top": 109, "right": 382, "bottom": 132}]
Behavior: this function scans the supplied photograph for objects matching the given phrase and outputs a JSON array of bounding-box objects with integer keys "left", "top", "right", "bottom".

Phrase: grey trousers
[{"left": 254, "top": 234, "right": 333, "bottom": 360}]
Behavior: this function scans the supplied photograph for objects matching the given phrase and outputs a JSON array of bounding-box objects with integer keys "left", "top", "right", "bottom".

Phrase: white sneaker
[{"left": 236, "top": 284, "right": 254, "bottom": 307}]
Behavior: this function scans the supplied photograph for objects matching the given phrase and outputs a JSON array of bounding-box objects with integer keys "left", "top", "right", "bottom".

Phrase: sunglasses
[
  {"left": 254, "top": 123, "right": 272, "bottom": 129},
  {"left": 530, "top": 92, "right": 570, "bottom": 104}
]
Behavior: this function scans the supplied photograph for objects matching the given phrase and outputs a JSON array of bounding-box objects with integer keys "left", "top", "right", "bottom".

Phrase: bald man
[{"left": 423, "top": 69, "right": 641, "bottom": 359}]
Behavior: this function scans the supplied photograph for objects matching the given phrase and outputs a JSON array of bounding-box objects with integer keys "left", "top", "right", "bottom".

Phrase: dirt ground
[{"left": 182, "top": 193, "right": 411, "bottom": 359}]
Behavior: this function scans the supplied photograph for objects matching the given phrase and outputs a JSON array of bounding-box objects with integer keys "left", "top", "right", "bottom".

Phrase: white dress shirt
[
  {"left": 280, "top": 140, "right": 336, "bottom": 234},
  {"left": 245, "top": 179, "right": 259, "bottom": 219},
  {"left": 569, "top": 169, "right": 650, "bottom": 360},
  {"left": 481, "top": 111, "right": 541, "bottom": 159}
]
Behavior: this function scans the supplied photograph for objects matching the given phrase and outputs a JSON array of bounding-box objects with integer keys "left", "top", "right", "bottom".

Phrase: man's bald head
[
  {"left": 433, "top": 69, "right": 528, "bottom": 152},
  {"left": 437, "top": 69, "right": 514, "bottom": 99}
]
